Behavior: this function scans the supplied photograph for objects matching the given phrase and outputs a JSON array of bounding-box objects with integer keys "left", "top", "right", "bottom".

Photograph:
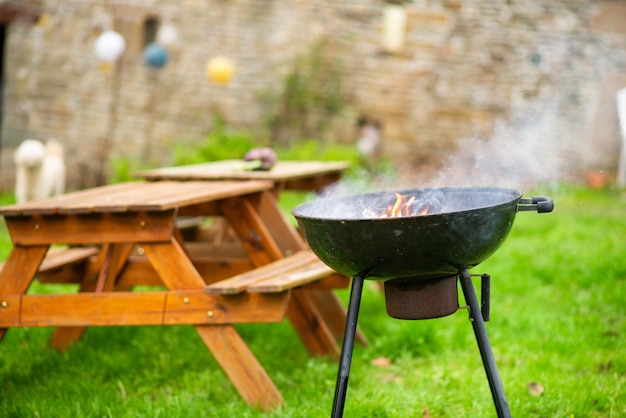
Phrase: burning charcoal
[{"left": 242, "top": 147, "right": 277, "bottom": 171}]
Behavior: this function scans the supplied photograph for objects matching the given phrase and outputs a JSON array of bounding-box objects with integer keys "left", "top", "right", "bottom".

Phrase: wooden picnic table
[
  {"left": 0, "top": 179, "right": 360, "bottom": 410},
  {"left": 135, "top": 160, "right": 350, "bottom": 193},
  {"left": 135, "top": 158, "right": 366, "bottom": 349}
]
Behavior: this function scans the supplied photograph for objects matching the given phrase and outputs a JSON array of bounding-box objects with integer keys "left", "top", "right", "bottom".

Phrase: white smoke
[
  {"left": 429, "top": 101, "right": 571, "bottom": 190},
  {"left": 312, "top": 98, "right": 580, "bottom": 205}
]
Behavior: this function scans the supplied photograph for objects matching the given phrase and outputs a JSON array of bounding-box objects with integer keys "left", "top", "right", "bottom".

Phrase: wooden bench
[
  {"left": 205, "top": 250, "right": 364, "bottom": 354},
  {"left": 175, "top": 216, "right": 205, "bottom": 241},
  {"left": 0, "top": 246, "right": 100, "bottom": 283},
  {"left": 205, "top": 250, "right": 345, "bottom": 295}
]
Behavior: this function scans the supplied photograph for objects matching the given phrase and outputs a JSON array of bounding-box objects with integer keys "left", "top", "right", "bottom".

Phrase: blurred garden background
[{"left": 0, "top": 1, "right": 625, "bottom": 417}]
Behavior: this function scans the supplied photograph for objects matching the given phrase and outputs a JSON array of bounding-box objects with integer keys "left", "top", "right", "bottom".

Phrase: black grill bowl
[{"left": 292, "top": 187, "right": 523, "bottom": 281}]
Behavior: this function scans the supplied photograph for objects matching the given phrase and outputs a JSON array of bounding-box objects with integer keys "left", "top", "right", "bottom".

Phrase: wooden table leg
[
  {"left": 287, "top": 290, "right": 340, "bottom": 359},
  {"left": 259, "top": 194, "right": 369, "bottom": 348},
  {"left": 221, "top": 195, "right": 341, "bottom": 357},
  {"left": 47, "top": 272, "right": 96, "bottom": 351},
  {"left": 0, "top": 245, "right": 49, "bottom": 342},
  {"left": 142, "top": 238, "right": 284, "bottom": 409},
  {"left": 48, "top": 243, "right": 134, "bottom": 351},
  {"left": 255, "top": 194, "right": 366, "bottom": 350},
  {"left": 196, "top": 324, "right": 284, "bottom": 410},
  {"left": 307, "top": 289, "right": 369, "bottom": 346}
]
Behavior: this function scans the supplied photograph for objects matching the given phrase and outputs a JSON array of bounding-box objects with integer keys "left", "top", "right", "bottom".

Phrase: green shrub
[{"left": 172, "top": 115, "right": 260, "bottom": 166}]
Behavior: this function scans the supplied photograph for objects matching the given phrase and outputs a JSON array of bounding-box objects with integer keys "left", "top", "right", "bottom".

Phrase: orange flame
[{"left": 379, "top": 193, "right": 430, "bottom": 218}]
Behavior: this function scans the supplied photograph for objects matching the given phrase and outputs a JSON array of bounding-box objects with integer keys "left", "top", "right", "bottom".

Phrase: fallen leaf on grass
[
  {"left": 527, "top": 381, "right": 544, "bottom": 396},
  {"left": 371, "top": 356, "right": 391, "bottom": 367},
  {"left": 422, "top": 405, "right": 431, "bottom": 417},
  {"left": 379, "top": 372, "right": 402, "bottom": 383},
  {"left": 598, "top": 361, "right": 613, "bottom": 374}
]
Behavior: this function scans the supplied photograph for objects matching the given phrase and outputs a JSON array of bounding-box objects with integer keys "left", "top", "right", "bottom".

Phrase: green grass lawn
[{"left": 0, "top": 184, "right": 625, "bottom": 417}]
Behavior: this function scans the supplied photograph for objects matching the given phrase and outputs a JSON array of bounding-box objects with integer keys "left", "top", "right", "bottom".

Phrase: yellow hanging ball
[{"left": 206, "top": 56, "right": 235, "bottom": 85}]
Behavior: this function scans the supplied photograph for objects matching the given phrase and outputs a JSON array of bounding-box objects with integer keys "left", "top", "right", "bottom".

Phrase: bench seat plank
[
  {"left": 205, "top": 250, "right": 335, "bottom": 295},
  {"left": 39, "top": 247, "right": 100, "bottom": 272},
  {"left": 247, "top": 262, "right": 335, "bottom": 293},
  {"left": 0, "top": 246, "right": 99, "bottom": 276}
]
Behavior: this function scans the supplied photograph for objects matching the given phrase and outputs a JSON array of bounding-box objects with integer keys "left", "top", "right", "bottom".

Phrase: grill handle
[
  {"left": 470, "top": 273, "right": 491, "bottom": 322},
  {"left": 517, "top": 196, "right": 554, "bottom": 213},
  {"left": 481, "top": 274, "right": 491, "bottom": 322}
]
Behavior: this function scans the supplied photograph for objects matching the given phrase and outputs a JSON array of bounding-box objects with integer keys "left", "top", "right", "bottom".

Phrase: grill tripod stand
[{"left": 331, "top": 268, "right": 512, "bottom": 418}]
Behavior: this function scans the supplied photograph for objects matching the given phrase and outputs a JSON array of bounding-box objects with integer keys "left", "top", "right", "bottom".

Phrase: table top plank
[
  {"left": 0, "top": 182, "right": 142, "bottom": 215},
  {"left": 135, "top": 160, "right": 350, "bottom": 182},
  {"left": 124, "top": 181, "right": 273, "bottom": 211},
  {"left": 0, "top": 180, "right": 274, "bottom": 216}
]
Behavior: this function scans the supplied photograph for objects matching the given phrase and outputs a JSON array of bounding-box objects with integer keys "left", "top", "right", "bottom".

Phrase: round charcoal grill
[{"left": 292, "top": 187, "right": 554, "bottom": 418}]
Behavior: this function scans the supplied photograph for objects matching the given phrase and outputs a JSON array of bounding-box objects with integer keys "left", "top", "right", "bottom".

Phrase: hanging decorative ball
[
  {"left": 156, "top": 24, "right": 179, "bottom": 47},
  {"left": 206, "top": 56, "right": 235, "bottom": 85},
  {"left": 94, "top": 30, "right": 126, "bottom": 63},
  {"left": 36, "top": 12, "right": 53, "bottom": 29},
  {"left": 143, "top": 43, "right": 169, "bottom": 69}
]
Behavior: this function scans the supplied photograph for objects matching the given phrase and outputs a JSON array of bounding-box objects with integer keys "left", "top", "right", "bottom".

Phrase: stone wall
[
  {"left": 328, "top": 1, "right": 626, "bottom": 178},
  {"left": 1, "top": 0, "right": 626, "bottom": 190}
]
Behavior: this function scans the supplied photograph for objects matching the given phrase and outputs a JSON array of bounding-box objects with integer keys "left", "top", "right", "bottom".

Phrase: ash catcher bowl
[
  {"left": 384, "top": 274, "right": 459, "bottom": 320},
  {"left": 292, "top": 187, "right": 554, "bottom": 418}
]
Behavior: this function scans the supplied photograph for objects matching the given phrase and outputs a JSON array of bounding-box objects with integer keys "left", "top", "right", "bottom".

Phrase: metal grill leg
[
  {"left": 331, "top": 275, "right": 365, "bottom": 418},
  {"left": 459, "top": 269, "right": 512, "bottom": 418}
]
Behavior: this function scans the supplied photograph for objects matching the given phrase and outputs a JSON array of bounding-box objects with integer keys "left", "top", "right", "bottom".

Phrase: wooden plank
[
  {"left": 184, "top": 241, "right": 248, "bottom": 259},
  {"left": 247, "top": 261, "right": 335, "bottom": 293},
  {"left": 254, "top": 191, "right": 368, "bottom": 352},
  {"left": 120, "top": 182, "right": 245, "bottom": 212},
  {"left": 38, "top": 246, "right": 100, "bottom": 272},
  {"left": 0, "top": 245, "right": 48, "bottom": 293},
  {"left": 193, "top": 259, "right": 254, "bottom": 285},
  {"left": 257, "top": 192, "right": 306, "bottom": 255},
  {"left": 18, "top": 292, "right": 167, "bottom": 326},
  {"left": 47, "top": 262, "right": 102, "bottom": 351},
  {"left": 175, "top": 201, "right": 221, "bottom": 217},
  {"left": 195, "top": 324, "right": 284, "bottom": 410},
  {"left": 136, "top": 160, "right": 350, "bottom": 183},
  {"left": 0, "top": 182, "right": 142, "bottom": 215},
  {"left": 220, "top": 192, "right": 344, "bottom": 358},
  {"left": 0, "top": 294, "right": 21, "bottom": 327},
  {"left": 0, "top": 180, "right": 273, "bottom": 216},
  {"left": 1, "top": 246, "right": 99, "bottom": 284},
  {"left": 48, "top": 327, "right": 89, "bottom": 351},
  {"left": 285, "top": 290, "right": 340, "bottom": 359},
  {"left": 116, "top": 255, "right": 254, "bottom": 287},
  {"left": 125, "top": 181, "right": 273, "bottom": 212},
  {"left": 205, "top": 251, "right": 317, "bottom": 294},
  {"left": 218, "top": 195, "right": 283, "bottom": 267},
  {"left": 307, "top": 289, "right": 369, "bottom": 346},
  {"left": 94, "top": 243, "right": 134, "bottom": 292},
  {"left": 115, "top": 259, "right": 165, "bottom": 287},
  {"left": 0, "top": 290, "right": 290, "bottom": 327},
  {"left": 163, "top": 291, "right": 289, "bottom": 324},
  {"left": 299, "top": 274, "right": 350, "bottom": 290},
  {"left": 4, "top": 211, "right": 175, "bottom": 245},
  {"left": 141, "top": 238, "right": 206, "bottom": 290},
  {"left": 37, "top": 264, "right": 92, "bottom": 284},
  {"left": 176, "top": 216, "right": 205, "bottom": 229}
]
